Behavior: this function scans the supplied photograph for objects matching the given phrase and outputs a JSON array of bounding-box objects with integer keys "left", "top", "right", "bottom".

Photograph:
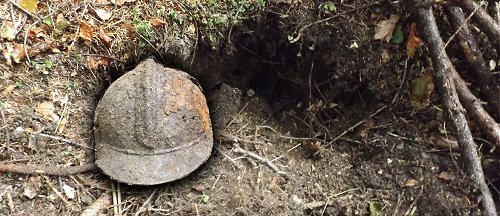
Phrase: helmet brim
[{"left": 95, "top": 137, "right": 212, "bottom": 185}]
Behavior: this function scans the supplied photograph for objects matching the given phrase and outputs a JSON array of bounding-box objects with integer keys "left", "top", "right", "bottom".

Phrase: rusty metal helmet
[{"left": 94, "top": 59, "right": 213, "bottom": 185}]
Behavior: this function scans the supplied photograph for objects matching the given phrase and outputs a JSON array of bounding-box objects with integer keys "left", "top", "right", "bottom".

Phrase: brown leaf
[
  {"left": 149, "top": 18, "right": 166, "bottom": 27},
  {"left": 35, "top": 101, "right": 59, "bottom": 122},
  {"left": 87, "top": 56, "right": 110, "bottom": 70},
  {"left": 437, "top": 172, "right": 457, "bottom": 181},
  {"left": 121, "top": 22, "right": 135, "bottom": 37},
  {"left": 79, "top": 20, "right": 94, "bottom": 43},
  {"left": 406, "top": 23, "right": 422, "bottom": 58},
  {"left": 98, "top": 26, "right": 113, "bottom": 48},
  {"left": 404, "top": 179, "right": 418, "bottom": 187},
  {"left": 1, "top": 21, "right": 16, "bottom": 41},
  {"left": 12, "top": 43, "right": 30, "bottom": 64},
  {"left": 1, "top": 85, "right": 16, "bottom": 96},
  {"left": 27, "top": 26, "right": 46, "bottom": 39},
  {"left": 374, "top": 15, "right": 400, "bottom": 42}
]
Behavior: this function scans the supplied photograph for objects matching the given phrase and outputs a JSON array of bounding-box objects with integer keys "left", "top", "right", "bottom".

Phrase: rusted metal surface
[{"left": 94, "top": 59, "right": 213, "bottom": 185}]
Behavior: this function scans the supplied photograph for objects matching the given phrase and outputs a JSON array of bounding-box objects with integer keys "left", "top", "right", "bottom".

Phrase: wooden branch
[
  {"left": 0, "top": 163, "right": 97, "bottom": 176},
  {"left": 453, "top": 0, "right": 500, "bottom": 53},
  {"left": 444, "top": 5, "right": 500, "bottom": 120},
  {"left": 453, "top": 72, "right": 500, "bottom": 147},
  {"left": 404, "top": 1, "right": 497, "bottom": 214}
]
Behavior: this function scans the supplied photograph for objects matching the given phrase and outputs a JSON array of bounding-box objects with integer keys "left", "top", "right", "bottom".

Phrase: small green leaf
[
  {"left": 202, "top": 195, "right": 210, "bottom": 203},
  {"left": 322, "top": 2, "right": 336, "bottom": 14},
  {"left": 34, "top": 63, "right": 44, "bottom": 70},
  {"left": 257, "top": 0, "right": 265, "bottom": 7},
  {"left": 369, "top": 202, "right": 383, "bottom": 216},
  {"left": 15, "top": 80, "right": 24, "bottom": 88},
  {"left": 43, "top": 17, "right": 53, "bottom": 26},
  {"left": 287, "top": 35, "right": 294, "bottom": 41},
  {"left": 44, "top": 60, "right": 53, "bottom": 69},
  {"left": 392, "top": 25, "right": 404, "bottom": 44}
]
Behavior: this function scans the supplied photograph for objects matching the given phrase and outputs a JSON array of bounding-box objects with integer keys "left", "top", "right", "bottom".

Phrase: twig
[
  {"left": 445, "top": 5, "right": 500, "bottom": 119},
  {"left": 232, "top": 144, "right": 288, "bottom": 177},
  {"left": 81, "top": 193, "right": 112, "bottom": 216},
  {"left": 0, "top": 109, "right": 11, "bottom": 151},
  {"left": 452, "top": 72, "right": 500, "bottom": 147},
  {"left": 111, "top": 182, "right": 118, "bottom": 216},
  {"left": 23, "top": 129, "right": 95, "bottom": 151},
  {"left": 0, "top": 163, "right": 97, "bottom": 175},
  {"left": 332, "top": 105, "right": 387, "bottom": 142},
  {"left": 42, "top": 175, "right": 70, "bottom": 206},
  {"left": 290, "top": 1, "right": 381, "bottom": 43},
  {"left": 134, "top": 188, "right": 158, "bottom": 216},
  {"left": 303, "top": 188, "right": 359, "bottom": 209},
  {"left": 453, "top": 0, "right": 500, "bottom": 54},
  {"left": 216, "top": 130, "right": 268, "bottom": 145},
  {"left": 406, "top": 2, "right": 497, "bottom": 214},
  {"left": 439, "top": 3, "right": 479, "bottom": 57}
]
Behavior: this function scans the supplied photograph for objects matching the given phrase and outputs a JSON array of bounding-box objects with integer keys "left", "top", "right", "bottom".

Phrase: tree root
[
  {"left": 445, "top": 5, "right": 500, "bottom": 120},
  {"left": 0, "top": 163, "right": 97, "bottom": 176},
  {"left": 403, "top": 0, "right": 497, "bottom": 214},
  {"left": 452, "top": 0, "right": 500, "bottom": 54}
]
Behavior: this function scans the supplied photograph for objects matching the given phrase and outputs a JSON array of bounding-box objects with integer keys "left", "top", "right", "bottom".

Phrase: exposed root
[
  {"left": 453, "top": 73, "right": 500, "bottom": 148},
  {"left": 452, "top": 0, "right": 500, "bottom": 54},
  {"left": 405, "top": 2, "right": 497, "bottom": 214},
  {"left": 445, "top": 6, "right": 500, "bottom": 119},
  {"left": 0, "top": 163, "right": 97, "bottom": 176}
]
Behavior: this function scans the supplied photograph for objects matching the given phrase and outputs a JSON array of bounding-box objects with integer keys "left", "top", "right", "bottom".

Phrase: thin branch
[
  {"left": 232, "top": 143, "right": 288, "bottom": 178},
  {"left": 452, "top": 73, "right": 500, "bottom": 147},
  {"left": 405, "top": 2, "right": 497, "bottom": 214},
  {"left": 0, "top": 163, "right": 97, "bottom": 176},
  {"left": 445, "top": 5, "right": 500, "bottom": 119},
  {"left": 453, "top": 0, "right": 500, "bottom": 53}
]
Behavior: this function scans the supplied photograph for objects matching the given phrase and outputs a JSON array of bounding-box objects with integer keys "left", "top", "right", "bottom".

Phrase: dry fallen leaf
[
  {"left": 121, "top": 22, "right": 135, "bottom": 37},
  {"left": 79, "top": 20, "right": 94, "bottom": 43},
  {"left": 2, "top": 43, "right": 30, "bottom": 65},
  {"left": 87, "top": 56, "right": 110, "bottom": 70},
  {"left": 374, "top": 15, "right": 400, "bottom": 43},
  {"left": 404, "top": 179, "right": 418, "bottom": 187},
  {"left": 35, "top": 101, "right": 59, "bottom": 122},
  {"left": 1, "top": 85, "right": 16, "bottom": 96},
  {"left": 149, "top": 17, "right": 166, "bottom": 27},
  {"left": 407, "top": 23, "right": 422, "bottom": 58},
  {"left": 381, "top": 49, "right": 390, "bottom": 63},
  {"left": 94, "top": 8, "right": 112, "bottom": 21},
  {"left": 27, "top": 26, "right": 46, "bottom": 39},
  {"left": 21, "top": 0, "right": 38, "bottom": 13},
  {"left": 437, "top": 172, "right": 457, "bottom": 181},
  {"left": 98, "top": 26, "right": 113, "bottom": 48},
  {"left": 0, "top": 21, "right": 16, "bottom": 41},
  {"left": 410, "top": 73, "right": 434, "bottom": 109}
]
